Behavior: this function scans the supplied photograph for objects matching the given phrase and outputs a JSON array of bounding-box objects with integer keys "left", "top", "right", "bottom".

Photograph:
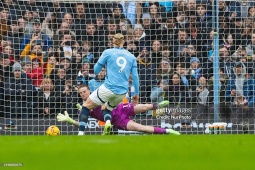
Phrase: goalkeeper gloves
[
  {"left": 76, "top": 103, "right": 82, "bottom": 111},
  {"left": 57, "top": 111, "right": 75, "bottom": 124}
]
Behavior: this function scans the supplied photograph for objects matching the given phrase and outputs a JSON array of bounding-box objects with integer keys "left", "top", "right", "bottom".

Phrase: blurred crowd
[{"left": 0, "top": 0, "right": 254, "bottom": 119}]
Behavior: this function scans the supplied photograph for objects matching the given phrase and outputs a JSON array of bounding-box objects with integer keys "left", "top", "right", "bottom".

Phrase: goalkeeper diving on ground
[{"left": 57, "top": 85, "right": 180, "bottom": 135}]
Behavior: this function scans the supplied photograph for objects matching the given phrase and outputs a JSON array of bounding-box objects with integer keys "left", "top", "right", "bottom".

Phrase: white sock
[
  {"left": 78, "top": 131, "right": 84, "bottom": 136},
  {"left": 106, "top": 120, "right": 111, "bottom": 124},
  {"left": 166, "top": 129, "right": 171, "bottom": 134}
]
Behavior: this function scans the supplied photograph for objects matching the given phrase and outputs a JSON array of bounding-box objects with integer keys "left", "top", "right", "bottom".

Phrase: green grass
[{"left": 0, "top": 135, "right": 254, "bottom": 170}]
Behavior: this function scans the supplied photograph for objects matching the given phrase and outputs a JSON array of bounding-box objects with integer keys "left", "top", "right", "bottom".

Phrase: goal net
[{"left": 0, "top": 0, "right": 254, "bottom": 135}]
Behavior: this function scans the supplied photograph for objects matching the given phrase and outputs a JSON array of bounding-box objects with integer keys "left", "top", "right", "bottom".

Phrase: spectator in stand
[
  {"left": 207, "top": 67, "right": 229, "bottom": 104},
  {"left": 196, "top": 76, "right": 213, "bottom": 117},
  {"left": 240, "top": 1, "right": 255, "bottom": 18},
  {"left": 53, "top": 21, "right": 76, "bottom": 48},
  {"left": 46, "top": 1, "right": 72, "bottom": 23},
  {"left": 58, "top": 33, "right": 80, "bottom": 60},
  {"left": 150, "top": 78, "right": 168, "bottom": 104},
  {"left": 196, "top": 2, "right": 212, "bottom": 32},
  {"left": 21, "top": 18, "right": 52, "bottom": 52},
  {"left": 88, "top": 68, "right": 106, "bottom": 92},
  {"left": 158, "top": 12, "right": 178, "bottom": 44},
  {"left": 106, "top": 3, "right": 128, "bottom": 24},
  {"left": 4, "top": 62, "right": 33, "bottom": 118},
  {"left": 187, "top": 0, "right": 196, "bottom": 11},
  {"left": 50, "top": 64, "right": 67, "bottom": 92},
  {"left": 126, "top": 39, "right": 139, "bottom": 58},
  {"left": 141, "top": 13, "right": 157, "bottom": 41},
  {"left": 21, "top": 10, "right": 34, "bottom": 34},
  {"left": 137, "top": 46, "right": 156, "bottom": 103},
  {"left": 96, "top": 14, "right": 105, "bottom": 35},
  {"left": 150, "top": 39, "right": 162, "bottom": 64},
  {"left": 172, "top": 29, "right": 192, "bottom": 59},
  {"left": 41, "top": 12, "right": 58, "bottom": 39},
  {"left": 23, "top": 57, "right": 43, "bottom": 90},
  {"left": 230, "top": 16, "right": 243, "bottom": 47},
  {"left": 60, "top": 79, "right": 79, "bottom": 116},
  {"left": 119, "top": 18, "right": 132, "bottom": 34},
  {"left": 247, "top": 6, "right": 255, "bottom": 18},
  {"left": 2, "top": 0, "right": 21, "bottom": 21},
  {"left": 0, "top": 7, "right": 10, "bottom": 41},
  {"left": 161, "top": 45, "right": 172, "bottom": 60},
  {"left": 59, "top": 57, "right": 77, "bottom": 80},
  {"left": 2, "top": 20, "right": 23, "bottom": 57},
  {"left": 217, "top": 0, "right": 230, "bottom": 17},
  {"left": 17, "top": 17, "right": 26, "bottom": 34},
  {"left": 175, "top": 5, "right": 189, "bottom": 29},
  {"left": 203, "top": 45, "right": 234, "bottom": 79},
  {"left": 189, "top": 57, "right": 202, "bottom": 80},
  {"left": 240, "top": 24, "right": 252, "bottom": 46},
  {"left": 148, "top": 3, "right": 161, "bottom": 20},
  {"left": 81, "top": 40, "right": 94, "bottom": 63},
  {"left": 167, "top": 72, "right": 189, "bottom": 106},
  {"left": 223, "top": 33, "right": 238, "bottom": 56},
  {"left": 105, "top": 19, "right": 119, "bottom": 35},
  {"left": 76, "top": 58, "right": 95, "bottom": 86},
  {"left": 235, "top": 47, "right": 254, "bottom": 73},
  {"left": 226, "top": 62, "right": 255, "bottom": 114},
  {"left": 1, "top": 45, "right": 14, "bottom": 65},
  {"left": 43, "top": 53, "right": 57, "bottom": 77},
  {"left": 36, "top": 78, "right": 61, "bottom": 116},
  {"left": 62, "top": 13, "right": 73, "bottom": 30},
  {"left": 121, "top": 1, "right": 142, "bottom": 27},
  {"left": 80, "top": 20, "right": 103, "bottom": 60},
  {"left": 73, "top": 3, "right": 93, "bottom": 37},
  {"left": 142, "top": 1, "right": 167, "bottom": 19},
  {"left": 175, "top": 62, "right": 197, "bottom": 102},
  {"left": 133, "top": 24, "right": 148, "bottom": 48},
  {"left": 245, "top": 30, "right": 255, "bottom": 61},
  {"left": 155, "top": 57, "right": 172, "bottom": 81},
  {"left": 20, "top": 33, "right": 44, "bottom": 64},
  {"left": 178, "top": 44, "right": 203, "bottom": 68},
  {"left": 18, "top": 0, "right": 46, "bottom": 22},
  {"left": 0, "top": 53, "right": 12, "bottom": 81}
]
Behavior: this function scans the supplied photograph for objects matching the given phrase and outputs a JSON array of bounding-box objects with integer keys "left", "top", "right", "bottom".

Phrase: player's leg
[
  {"left": 102, "top": 93, "right": 126, "bottom": 135},
  {"left": 78, "top": 88, "right": 103, "bottom": 135},
  {"left": 133, "top": 100, "right": 170, "bottom": 114},
  {"left": 126, "top": 120, "right": 180, "bottom": 135},
  {"left": 104, "top": 93, "right": 126, "bottom": 120}
]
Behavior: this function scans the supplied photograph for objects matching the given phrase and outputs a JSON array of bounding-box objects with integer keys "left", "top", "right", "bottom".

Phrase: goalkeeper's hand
[
  {"left": 132, "top": 95, "right": 139, "bottom": 105},
  {"left": 57, "top": 111, "right": 75, "bottom": 124},
  {"left": 76, "top": 103, "right": 82, "bottom": 111}
]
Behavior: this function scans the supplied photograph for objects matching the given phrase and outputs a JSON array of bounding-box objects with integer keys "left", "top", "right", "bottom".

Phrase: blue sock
[
  {"left": 79, "top": 106, "right": 90, "bottom": 131},
  {"left": 102, "top": 110, "right": 112, "bottom": 122}
]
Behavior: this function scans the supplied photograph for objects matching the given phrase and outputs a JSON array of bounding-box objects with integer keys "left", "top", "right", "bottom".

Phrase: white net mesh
[{"left": 0, "top": 0, "right": 254, "bottom": 135}]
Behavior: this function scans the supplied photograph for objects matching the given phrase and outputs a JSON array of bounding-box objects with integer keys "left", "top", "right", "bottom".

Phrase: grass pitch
[{"left": 0, "top": 135, "right": 254, "bottom": 170}]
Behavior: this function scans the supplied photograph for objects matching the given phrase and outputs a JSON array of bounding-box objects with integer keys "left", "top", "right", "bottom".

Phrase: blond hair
[
  {"left": 40, "top": 78, "right": 54, "bottom": 91},
  {"left": 113, "top": 33, "right": 124, "bottom": 46}
]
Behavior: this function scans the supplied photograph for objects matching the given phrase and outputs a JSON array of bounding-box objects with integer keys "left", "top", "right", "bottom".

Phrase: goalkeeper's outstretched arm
[{"left": 57, "top": 111, "right": 79, "bottom": 127}]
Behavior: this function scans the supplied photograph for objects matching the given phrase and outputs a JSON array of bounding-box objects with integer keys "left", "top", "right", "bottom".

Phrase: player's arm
[
  {"left": 94, "top": 51, "right": 108, "bottom": 74},
  {"left": 133, "top": 101, "right": 169, "bottom": 114},
  {"left": 131, "top": 59, "right": 140, "bottom": 104},
  {"left": 57, "top": 111, "right": 79, "bottom": 127},
  {"left": 133, "top": 104, "right": 154, "bottom": 114}
]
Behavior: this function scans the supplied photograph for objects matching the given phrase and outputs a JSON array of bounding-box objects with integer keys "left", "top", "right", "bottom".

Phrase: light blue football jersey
[{"left": 94, "top": 47, "right": 139, "bottom": 95}]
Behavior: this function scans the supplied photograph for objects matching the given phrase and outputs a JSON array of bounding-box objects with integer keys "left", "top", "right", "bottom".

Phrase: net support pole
[{"left": 213, "top": 0, "right": 220, "bottom": 122}]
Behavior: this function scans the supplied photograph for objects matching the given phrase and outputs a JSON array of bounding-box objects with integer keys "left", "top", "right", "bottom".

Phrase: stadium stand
[{"left": 0, "top": 0, "right": 254, "bottom": 135}]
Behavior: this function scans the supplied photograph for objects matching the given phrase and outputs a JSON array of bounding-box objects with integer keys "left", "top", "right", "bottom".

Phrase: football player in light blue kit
[{"left": 78, "top": 33, "right": 140, "bottom": 135}]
